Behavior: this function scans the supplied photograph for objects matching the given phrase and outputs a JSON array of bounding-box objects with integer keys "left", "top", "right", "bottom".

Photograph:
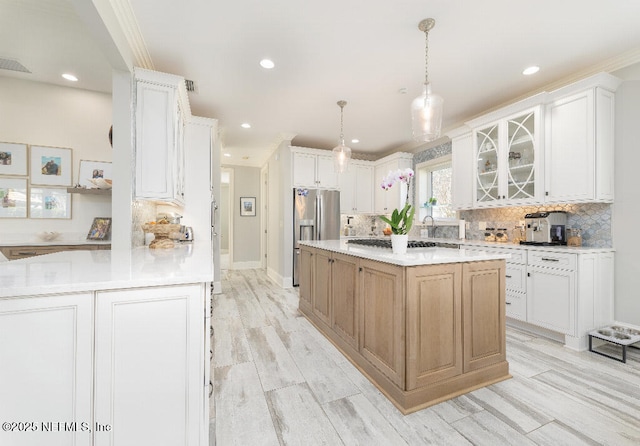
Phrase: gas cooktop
[{"left": 347, "top": 238, "right": 437, "bottom": 249}]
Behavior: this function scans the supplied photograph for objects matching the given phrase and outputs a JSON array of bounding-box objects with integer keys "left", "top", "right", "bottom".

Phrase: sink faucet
[{"left": 422, "top": 215, "right": 436, "bottom": 237}]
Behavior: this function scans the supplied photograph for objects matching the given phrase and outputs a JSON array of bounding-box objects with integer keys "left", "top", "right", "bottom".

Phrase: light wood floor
[{"left": 210, "top": 269, "right": 640, "bottom": 446}]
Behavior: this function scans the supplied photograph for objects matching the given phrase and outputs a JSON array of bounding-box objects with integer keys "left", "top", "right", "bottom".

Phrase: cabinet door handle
[
  {"left": 506, "top": 302, "right": 512, "bottom": 305},
  {"left": 17, "top": 251, "right": 37, "bottom": 256},
  {"left": 505, "top": 275, "right": 512, "bottom": 278},
  {"left": 541, "top": 257, "right": 560, "bottom": 262}
]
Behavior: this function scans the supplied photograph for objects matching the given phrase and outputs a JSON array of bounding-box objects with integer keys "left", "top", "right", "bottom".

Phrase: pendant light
[
  {"left": 332, "top": 100, "right": 352, "bottom": 173},
  {"left": 411, "top": 18, "right": 443, "bottom": 142}
]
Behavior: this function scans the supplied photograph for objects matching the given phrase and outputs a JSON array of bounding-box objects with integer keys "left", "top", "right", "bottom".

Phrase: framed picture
[
  {"left": 29, "top": 187, "right": 72, "bottom": 219},
  {"left": 0, "top": 142, "right": 28, "bottom": 176},
  {"left": 86, "top": 217, "right": 112, "bottom": 241},
  {"left": 78, "top": 160, "right": 112, "bottom": 188},
  {"left": 0, "top": 178, "right": 28, "bottom": 218},
  {"left": 240, "top": 197, "right": 256, "bottom": 217},
  {"left": 30, "top": 145, "right": 72, "bottom": 186}
]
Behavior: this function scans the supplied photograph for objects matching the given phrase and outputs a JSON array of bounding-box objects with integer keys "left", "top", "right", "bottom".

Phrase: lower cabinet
[
  {"left": 360, "top": 258, "right": 405, "bottom": 388},
  {"left": 406, "top": 263, "right": 462, "bottom": 389},
  {"left": 331, "top": 253, "right": 359, "bottom": 350},
  {"left": 0, "top": 284, "right": 207, "bottom": 446},
  {"left": 94, "top": 285, "right": 204, "bottom": 446},
  {"left": 298, "top": 245, "right": 508, "bottom": 413},
  {"left": 0, "top": 293, "right": 93, "bottom": 446}
]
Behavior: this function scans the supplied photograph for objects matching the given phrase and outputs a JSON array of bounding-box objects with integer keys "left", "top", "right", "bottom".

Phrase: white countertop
[
  {"left": 0, "top": 244, "right": 213, "bottom": 298},
  {"left": 299, "top": 240, "right": 510, "bottom": 266},
  {"left": 440, "top": 238, "right": 614, "bottom": 254}
]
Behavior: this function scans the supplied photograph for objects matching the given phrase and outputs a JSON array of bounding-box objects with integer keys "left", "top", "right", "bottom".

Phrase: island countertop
[
  {"left": 299, "top": 239, "right": 510, "bottom": 266},
  {"left": 0, "top": 244, "right": 213, "bottom": 298}
]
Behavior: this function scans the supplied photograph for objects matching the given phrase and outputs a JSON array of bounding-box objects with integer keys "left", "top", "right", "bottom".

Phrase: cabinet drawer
[
  {"left": 505, "top": 291, "right": 526, "bottom": 321},
  {"left": 528, "top": 251, "right": 576, "bottom": 270},
  {"left": 505, "top": 263, "right": 526, "bottom": 293},
  {"left": 462, "top": 245, "right": 527, "bottom": 264}
]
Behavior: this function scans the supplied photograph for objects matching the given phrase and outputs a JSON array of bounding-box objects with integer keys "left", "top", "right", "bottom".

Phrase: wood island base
[{"left": 298, "top": 244, "right": 511, "bottom": 414}]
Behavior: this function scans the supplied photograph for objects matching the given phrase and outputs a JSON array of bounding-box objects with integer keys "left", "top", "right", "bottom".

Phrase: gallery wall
[{"left": 0, "top": 77, "right": 112, "bottom": 238}]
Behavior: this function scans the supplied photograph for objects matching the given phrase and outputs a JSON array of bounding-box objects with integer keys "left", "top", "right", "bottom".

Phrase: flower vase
[{"left": 391, "top": 234, "right": 408, "bottom": 254}]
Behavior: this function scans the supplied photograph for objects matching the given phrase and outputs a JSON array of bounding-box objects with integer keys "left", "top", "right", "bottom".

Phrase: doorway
[{"left": 220, "top": 168, "right": 233, "bottom": 270}]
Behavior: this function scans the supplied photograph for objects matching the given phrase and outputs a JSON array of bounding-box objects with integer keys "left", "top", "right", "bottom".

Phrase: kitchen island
[
  {"left": 0, "top": 245, "right": 211, "bottom": 446},
  {"left": 298, "top": 240, "right": 510, "bottom": 414}
]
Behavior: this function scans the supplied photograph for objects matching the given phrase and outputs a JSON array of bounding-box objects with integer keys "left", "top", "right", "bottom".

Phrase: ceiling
[{"left": 3, "top": 0, "right": 640, "bottom": 167}]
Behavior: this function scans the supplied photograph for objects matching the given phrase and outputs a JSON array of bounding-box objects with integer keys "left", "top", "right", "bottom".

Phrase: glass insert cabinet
[{"left": 474, "top": 106, "right": 540, "bottom": 206}]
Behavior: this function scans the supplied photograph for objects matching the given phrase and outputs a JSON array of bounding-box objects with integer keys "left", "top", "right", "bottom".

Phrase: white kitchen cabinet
[
  {"left": 0, "top": 293, "right": 93, "bottom": 446},
  {"left": 292, "top": 147, "right": 338, "bottom": 189},
  {"left": 471, "top": 105, "right": 542, "bottom": 208},
  {"left": 527, "top": 262, "right": 575, "bottom": 335},
  {"left": 94, "top": 284, "right": 204, "bottom": 446},
  {"left": 462, "top": 243, "right": 613, "bottom": 350},
  {"left": 544, "top": 73, "right": 620, "bottom": 203},
  {"left": 339, "top": 161, "right": 374, "bottom": 213},
  {"left": 374, "top": 153, "right": 413, "bottom": 214},
  {"left": 134, "top": 68, "right": 188, "bottom": 205},
  {"left": 448, "top": 127, "right": 474, "bottom": 210}
]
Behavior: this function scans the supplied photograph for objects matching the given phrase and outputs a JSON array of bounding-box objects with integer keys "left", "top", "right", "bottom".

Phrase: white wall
[
  {"left": 0, "top": 77, "right": 112, "bottom": 238},
  {"left": 613, "top": 79, "right": 640, "bottom": 327},
  {"left": 229, "top": 165, "right": 261, "bottom": 265},
  {"left": 265, "top": 140, "right": 293, "bottom": 287}
]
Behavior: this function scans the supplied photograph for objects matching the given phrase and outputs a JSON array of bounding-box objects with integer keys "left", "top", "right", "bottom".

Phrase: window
[{"left": 416, "top": 156, "right": 455, "bottom": 222}]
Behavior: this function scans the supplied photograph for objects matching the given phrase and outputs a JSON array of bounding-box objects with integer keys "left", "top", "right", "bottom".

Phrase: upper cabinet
[
  {"left": 374, "top": 153, "right": 413, "bottom": 214},
  {"left": 544, "top": 73, "right": 621, "bottom": 204},
  {"left": 134, "top": 68, "right": 188, "bottom": 205},
  {"left": 448, "top": 127, "right": 474, "bottom": 210},
  {"left": 471, "top": 105, "right": 543, "bottom": 208},
  {"left": 339, "top": 161, "right": 374, "bottom": 214},
  {"left": 455, "top": 72, "right": 621, "bottom": 210},
  {"left": 291, "top": 147, "right": 339, "bottom": 189}
]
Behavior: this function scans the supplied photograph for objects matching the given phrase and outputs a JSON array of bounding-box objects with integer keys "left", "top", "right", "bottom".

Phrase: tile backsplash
[{"left": 459, "top": 203, "right": 612, "bottom": 247}]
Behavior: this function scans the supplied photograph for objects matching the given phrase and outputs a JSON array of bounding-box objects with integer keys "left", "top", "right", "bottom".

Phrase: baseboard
[{"left": 266, "top": 267, "right": 293, "bottom": 289}]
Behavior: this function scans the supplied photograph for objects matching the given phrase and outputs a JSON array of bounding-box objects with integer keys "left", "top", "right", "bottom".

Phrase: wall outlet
[
  {"left": 478, "top": 221, "right": 487, "bottom": 230},
  {"left": 466, "top": 221, "right": 471, "bottom": 230}
]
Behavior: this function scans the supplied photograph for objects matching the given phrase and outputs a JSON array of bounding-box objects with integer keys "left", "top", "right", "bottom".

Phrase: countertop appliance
[
  {"left": 293, "top": 188, "right": 340, "bottom": 286},
  {"left": 523, "top": 211, "right": 567, "bottom": 245}
]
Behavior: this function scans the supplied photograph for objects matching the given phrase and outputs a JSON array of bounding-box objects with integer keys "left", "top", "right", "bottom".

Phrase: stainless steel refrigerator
[{"left": 293, "top": 188, "right": 340, "bottom": 286}]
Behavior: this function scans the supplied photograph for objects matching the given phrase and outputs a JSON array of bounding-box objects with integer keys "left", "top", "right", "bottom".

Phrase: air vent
[
  {"left": 0, "top": 58, "right": 31, "bottom": 73},
  {"left": 185, "top": 79, "right": 197, "bottom": 93}
]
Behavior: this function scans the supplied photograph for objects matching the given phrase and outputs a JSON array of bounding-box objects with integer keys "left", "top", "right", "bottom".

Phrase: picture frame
[
  {"left": 86, "top": 217, "right": 112, "bottom": 241},
  {"left": 29, "top": 187, "right": 72, "bottom": 219},
  {"left": 30, "top": 145, "right": 72, "bottom": 186},
  {"left": 240, "top": 197, "right": 256, "bottom": 217},
  {"left": 0, "top": 178, "right": 28, "bottom": 218},
  {"left": 0, "top": 142, "right": 28, "bottom": 176},
  {"left": 78, "top": 160, "right": 112, "bottom": 188}
]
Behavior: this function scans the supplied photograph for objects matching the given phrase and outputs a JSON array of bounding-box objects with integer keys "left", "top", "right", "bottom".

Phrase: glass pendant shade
[
  {"left": 332, "top": 142, "right": 351, "bottom": 173},
  {"left": 411, "top": 82, "right": 443, "bottom": 142},
  {"left": 333, "top": 100, "right": 351, "bottom": 173}
]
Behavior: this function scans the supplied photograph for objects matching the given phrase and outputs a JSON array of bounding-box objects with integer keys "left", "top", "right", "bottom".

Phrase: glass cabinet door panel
[
  {"left": 506, "top": 112, "right": 535, "bottom": 200},
  {"left": 476, "top": 124, "right": 500, "bottom": 203}
]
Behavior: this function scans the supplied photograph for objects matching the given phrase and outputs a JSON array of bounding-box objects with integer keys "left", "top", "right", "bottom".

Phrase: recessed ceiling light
[
  {"left": 351, "top": 139, "right": 360, "bottom": 144},
  {"left": 223, "top": 153, "right": 231, "bottom": 157},
  {"left": 241, "top": 123, "right": 251, "bottom": 129},
  {"left": 242, "top": 156, "right": 249, "bottom": 160},
  {"left": 522, "top": 66, "right": 540, "bottom": 76},
  {"left": 260, "top": 59, "right": 275, "bottom": 69},
  {"left": 62, "top": 73, "right": 78, "bottom": 82}
]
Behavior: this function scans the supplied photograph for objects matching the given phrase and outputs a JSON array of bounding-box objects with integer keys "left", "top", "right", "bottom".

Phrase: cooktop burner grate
[{"left": 347, "top": 238, "right": 437, "bottom": 249}]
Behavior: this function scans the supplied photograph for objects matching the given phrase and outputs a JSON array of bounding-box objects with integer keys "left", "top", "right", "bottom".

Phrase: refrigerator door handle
[{"left": 316, "top": 194, "right": 323, "bottom": 240}]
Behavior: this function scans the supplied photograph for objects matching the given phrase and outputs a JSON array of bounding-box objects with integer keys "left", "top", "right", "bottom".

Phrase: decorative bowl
[{"left": 37, "top": 231, "right": 61, "bottom": 241}]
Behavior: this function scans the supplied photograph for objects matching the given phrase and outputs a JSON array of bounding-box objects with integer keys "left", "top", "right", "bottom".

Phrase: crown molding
[{"left": 109, "top": 0, "right": 154, "bottom": 70}]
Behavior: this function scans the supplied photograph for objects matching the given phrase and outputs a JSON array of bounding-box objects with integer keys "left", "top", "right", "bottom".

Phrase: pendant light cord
[
  {"left": 424, "top": 27, "right": 430, "bottom": 85},
  {"left": 338, "top": 100, "right": 347, "bottom": 145}
]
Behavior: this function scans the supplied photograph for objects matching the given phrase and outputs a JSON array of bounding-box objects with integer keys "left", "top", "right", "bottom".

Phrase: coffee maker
[{"left": 523, "top": 211, "right": 567, "bottom": 245}]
